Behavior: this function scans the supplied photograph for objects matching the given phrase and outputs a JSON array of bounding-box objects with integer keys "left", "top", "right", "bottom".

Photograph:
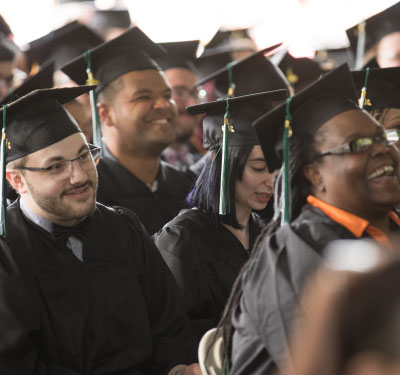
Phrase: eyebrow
[
  {"left": 44, "top": 144, "right": 89, "bottom": 165},
  {"left": 133, "top": 88, "right": 172, "bottom": 97}
]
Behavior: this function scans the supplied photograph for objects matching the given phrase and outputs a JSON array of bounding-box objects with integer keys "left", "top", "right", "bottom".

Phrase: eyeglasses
[
  {"left": 313, "top": 129, "right": 399, "bottom": 161},
  {"left": 15, "top": 145, "right": 101, "bottom": 181},
  {"left": 172, "top": 86, "right": 207, "bottom": 102}
]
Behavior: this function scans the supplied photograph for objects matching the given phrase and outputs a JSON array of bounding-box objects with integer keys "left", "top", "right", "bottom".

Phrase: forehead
[
  {"left": 121, "top": 69, "right": 170, "bottom": 91},
  {"left": 319, "top": 109, "right": 383, "bottom": 138},
  {"left": 164, "top": 67, "right": 197, "bottom": 88},
  {"left": 27, "top": 133, "right": 87, "bottom": 164}
]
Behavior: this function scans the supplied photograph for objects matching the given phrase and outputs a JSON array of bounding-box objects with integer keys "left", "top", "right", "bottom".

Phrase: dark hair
[
  {"left": 97, "top": 75, "right": 124, "bottom": 105},
  {"left": 187, "top": 144, "right": 253, "bottom": 229},
  {"left": 219, "top": 129, "right": 323, "bottom": 369}
]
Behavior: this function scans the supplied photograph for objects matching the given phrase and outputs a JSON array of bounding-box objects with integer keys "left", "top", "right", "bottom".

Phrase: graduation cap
[
  {"left": 155, "top": 40, "right": 199, "bottom": 71},
  {"left": 191, "top": 50, "right": 233, "bottom": 82},
  {"left": 61, "top": 26, "right": 165, "bottom": 92},
  {"left": 0, "top": 85, "right": 95, "bottom": 236},
  {"left": 195, "top": 44, "right": 290, "bottom": 99},
  {"left": 352, "top": 67, "right": 400, "bottom": 110},
  {"left": 187, "top": 89, "right": 288, "bottom": 214},
  {"left": 202, "top": 28, "right": 257, "bottom": 56},
  {"left": 274, "top": 52, "right": 324, "bottom": 92},
  {"left": 0, "top": 37, "right": 17, "bottom": 62},
  {"left": 24, "top": 21, "right": 103, "bottom": 70},
  {"left": 347, "top": 2, "right": 400, "bottom": 54},
  {"left": 187, "top": 89, "right": 288, "bottom": 150},
  {"left": 88, "top": 8, "right": 131, "bottom": 33},
  {"left": 57, "top": 0, "right": 94, "bottom": 3},
  {"left": 253, "top": 64, "right": 359, "bottom": 222},
  {"left": 0, "top": 62, "right": 54, "bottom": 105}
]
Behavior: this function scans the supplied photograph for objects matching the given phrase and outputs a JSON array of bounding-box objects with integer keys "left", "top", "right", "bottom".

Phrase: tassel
[
  {"left": 358, "top": 67, "right": 371, "bottom": 109},
  {"left": 84, "top": 51, "right": 103, "bottom": 155},
  {"left": 282, "top": 98, "right": 293, "bottom": 225},
  {"left": 0, "top": 105, "right": 8, "bottom": 237},
  {"left": 354, "top": 22, "right": 366, "bottom": 70},
  {"left": 219, "top": 100, "right": 234, "bottom": 215}
]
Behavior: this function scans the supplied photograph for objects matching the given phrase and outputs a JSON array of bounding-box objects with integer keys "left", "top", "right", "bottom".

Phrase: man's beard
[{"left": 26, "top": 176, "right": 97, "bottom": 222}]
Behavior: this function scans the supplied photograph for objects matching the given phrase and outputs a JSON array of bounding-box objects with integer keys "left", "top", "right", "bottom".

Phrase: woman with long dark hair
[
  {"left": 221, "top": 64, "right": 400, "bottom": 375},
  {"left": 153, "top": 90, "right": 287, "bottom": 344}
]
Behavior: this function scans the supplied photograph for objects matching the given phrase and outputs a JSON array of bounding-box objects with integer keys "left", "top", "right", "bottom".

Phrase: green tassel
[
  {"left": 219, "top": 102, "right": 231, "bottom": 215},
  {"left": 358, "top": 67, "right": 371, "bottom": 109},
  {"left": 84, "top": 51, "right": 103, "bottom": 155},
  {"left": 0, "top": 105, "right": 8, "bottom": 237},
  {"left": 283, "top": 98, "right": 293, "bottom": 224}
]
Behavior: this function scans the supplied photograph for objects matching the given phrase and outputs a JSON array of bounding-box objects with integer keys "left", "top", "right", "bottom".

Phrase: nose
[
  {"left": 263, "top": 170, "right": 278, "bottom": 190},
  {"left": 69, "top": 160, "right": 88, "bottom": 184},
  {"left": 153, "top": 96, "right": 172, "bottom": 110},
  {"left": 370, "top": 139, "right": 392, "bottom": 157}
]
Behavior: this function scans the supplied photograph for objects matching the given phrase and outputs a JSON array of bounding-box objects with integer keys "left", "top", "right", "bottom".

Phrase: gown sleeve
[
  {"left": 0, "top": 239, "right": 40, "bottom": 374},
  {"left": 153, "top": 222, "right": 219, "bottom": 342},
  {"left": 117, "top": 208, "right": 197, "bottom": 373}
]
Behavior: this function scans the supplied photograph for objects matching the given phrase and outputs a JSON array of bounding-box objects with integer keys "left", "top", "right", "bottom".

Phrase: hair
[
  {"left": 187, "top": 144, "right": 253, "bottom": 229},
  {"left": 6, "top": 155, "right": 28, "bottom": 171},
  {"left": 97, "top": 75, "right": 124, "bottom": 105},
  {"left": 218, "top": 128, "right": 325, "bottom": 369}
]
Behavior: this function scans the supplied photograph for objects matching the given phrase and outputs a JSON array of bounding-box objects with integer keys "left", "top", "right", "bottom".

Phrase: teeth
[
  {"left": 151, "top": 119, "right": 168, "bottom": 124},
  {"left": 368, "top": 165, "right": 394, "bottom": 180}
]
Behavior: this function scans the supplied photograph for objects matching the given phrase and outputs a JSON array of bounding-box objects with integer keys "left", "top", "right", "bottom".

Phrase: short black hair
[{"left": 187, "top": 144, "right": 253, "bottom": 229}]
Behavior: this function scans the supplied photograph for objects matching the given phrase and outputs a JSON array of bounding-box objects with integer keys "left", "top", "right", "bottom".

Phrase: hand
[{"left": 168, "top": 363, "right": 202, "bottom": 375}]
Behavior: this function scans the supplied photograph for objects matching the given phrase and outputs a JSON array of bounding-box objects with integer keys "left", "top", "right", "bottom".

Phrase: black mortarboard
[
  {"left": 352, "top": 67, "right": 400, "bottom": 110},
  {"left": 202, "top": 28, "right": 256, "bottom": 56},
  {"left": 61, "top": 26, "right": 165, "bottom": 93},
  {"left": 155, "top": 40, "right": 199, "bottom": 71},
  {"left": 187, "top": 90, "right": 288, "bottom": 150},
  {"left": 24, "top": 21, "right": 103, "bottom": 70},
  {"left": 253, "top": 64, "right": 359, "bottom": 173},
  {"left": 346, "top": 2, "right": 400, "bottom": 54},
  {"left": 0, "top": 62, "right": 54, "bottom": 105},
  {"left": 1, "top": 85, "right": 95, "bottom": 163},
  {"left": 363, "top": 57, "right": 380, "bottom": 69},
  {"left": 190, "top": 50, "right": 233, "bottom": 81},
  {"left": 195, "top": 44, "right": 290, "bottom": 98},
  {"left": 275, "top": 52, "right": 324, "bottom": 92},
  {"left": 88, "top": 8, "right": 131, "bottom": 32}
]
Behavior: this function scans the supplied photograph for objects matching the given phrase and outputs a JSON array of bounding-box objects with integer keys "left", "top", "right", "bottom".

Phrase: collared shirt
[
  {"left": 20, "top": 198, "right": 84, "bottom": 261},
  {"left": 307, "top": 195, "right": 400, "bottom": 250}
]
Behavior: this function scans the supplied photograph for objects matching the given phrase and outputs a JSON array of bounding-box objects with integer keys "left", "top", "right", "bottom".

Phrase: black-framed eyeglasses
[
  {"left": 172, "top": 85, "right": 207, "bottom": 102},
  {"left": 312, "top": 129, "right": 399, "bottom": 161},
  {"left": 14, "top": 145, "right": 101, "bottom": 181}
]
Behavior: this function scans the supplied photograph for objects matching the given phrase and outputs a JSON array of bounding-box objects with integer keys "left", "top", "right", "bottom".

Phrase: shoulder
[{"left": 159, "top": 161, "right": 195, "bottom": 184}]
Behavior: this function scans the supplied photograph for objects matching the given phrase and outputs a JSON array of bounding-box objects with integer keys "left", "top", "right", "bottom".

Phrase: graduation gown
[
  {"left": 0, "top": 201, "right": 196, "bottom": 375},
  {"left": 153, "top": 209, "right": 264, "bottom": 343},
  {"left": 230, "top": 204, "right": 377, "bottom": 375},
  {"left": 97, "top": 157, "right": 194, "bottom": 235}
]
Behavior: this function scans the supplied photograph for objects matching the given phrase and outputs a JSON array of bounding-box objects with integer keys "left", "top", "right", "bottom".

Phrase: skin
[
  {"left": 224, "top": 145, "right": 277, "bottom": 249},
  {"left": 376, "top": 32, "right": 400, "bottom": 68},
  {"left": 304, "top": 109, "right": 400, "bottom": 236},
  {"left": 164, "top": 67, "right": 200, "bottom": 145},
  {"left": 98, "top": 69, "right": 178, "bottom": 185},
  {"left": 0, "top": 60, "right": 14, "bottom": 98},
  {"left": 6, "top": 133, "right": 97, "bottom": 226}
]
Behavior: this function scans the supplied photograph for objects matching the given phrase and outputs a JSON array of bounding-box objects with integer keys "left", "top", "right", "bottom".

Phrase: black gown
[
  {"left": 230, "top": 204, "right": 399, "bottom": 375},
  {"left": 97, "top": 156, "right": 194, "bottom": 235},
  {"left": 0, "top": 200, "right": 196, "bottom": 375},
  {"left": 153, "top": 209, "right": 264, "bottom": 343}
]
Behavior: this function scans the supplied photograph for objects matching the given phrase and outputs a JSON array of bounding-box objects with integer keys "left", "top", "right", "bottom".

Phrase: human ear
[
  {"left": 6, "top": 170, "right": 28, "bottom": 194},
  {"left": 97, "top": 102, "right": 116, "bottom": 127},
  {"left": 303, "top": 163, "right": 325, "bottom": 192}
]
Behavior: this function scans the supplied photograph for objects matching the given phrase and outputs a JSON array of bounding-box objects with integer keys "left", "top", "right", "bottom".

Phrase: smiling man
[
  {"left": 62, "top": 27, "right": 195, "bottom": 235},
  {"left": 0, "top": 87, "right": 200, "bottom": 375}
]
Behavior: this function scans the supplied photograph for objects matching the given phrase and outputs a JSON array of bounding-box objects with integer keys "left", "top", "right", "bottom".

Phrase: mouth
[
  {"left": 367, "top": 165, "right": 395, "bottom": 180},
  {"left": 63, "top": 183, "right": 91, "bottom": 198},
  {"left": 254, "top": 192, "right": 272, "bottom": 203},
  {"left": 148, "top": 118, "right": 170, "bottom": 125}
]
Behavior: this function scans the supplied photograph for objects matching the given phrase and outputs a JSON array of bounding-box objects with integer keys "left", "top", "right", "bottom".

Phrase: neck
[
  {"left": 106, "top": 141, "right": 161, "bottom": 185},
  {"left": 222, "top": 202, "right": 252, "bottom": 249},
  {"left": 368, "top": 213, "right": 393, "bottom": 236},
  {"left": 169, "top": 142, "right": 182, "bottom": 151},
  {"left": 235, "top": 202, "right": 252, "bottom": 228}
]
